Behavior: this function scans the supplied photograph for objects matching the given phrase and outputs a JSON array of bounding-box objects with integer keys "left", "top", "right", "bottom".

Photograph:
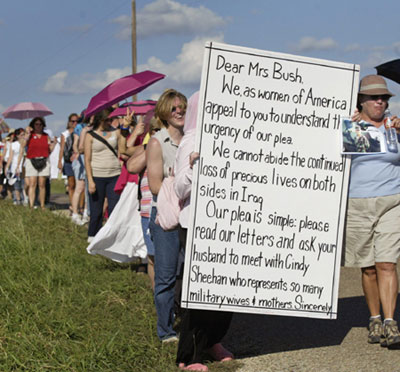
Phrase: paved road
[
  {"left": 223, "top": 265, "right": 400, "bottom": 372},
  {"left": 49, "top": 192, "right": 70, "bottom": 209}
]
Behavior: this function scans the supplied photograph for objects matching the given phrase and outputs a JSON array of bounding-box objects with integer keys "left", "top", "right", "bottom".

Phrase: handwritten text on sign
[{"left": 182, "top": 42, "right": 359, "bottom": 319}]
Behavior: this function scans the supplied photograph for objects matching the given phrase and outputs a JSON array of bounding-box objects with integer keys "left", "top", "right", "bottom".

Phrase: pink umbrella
[
  {"left": 2, "top": 102, "right": 53, "bottom": 120},
  {"left": 85, "top": 70, "right": 165, "bottom": 118},
  {"left": 108, "top": 100, "right": 157, "bottom": 118}
]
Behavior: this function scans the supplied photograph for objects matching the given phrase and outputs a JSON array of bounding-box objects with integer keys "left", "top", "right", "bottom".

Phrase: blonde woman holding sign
[{"left": 147, "top": 89, "right": 187, "bottom": 343}]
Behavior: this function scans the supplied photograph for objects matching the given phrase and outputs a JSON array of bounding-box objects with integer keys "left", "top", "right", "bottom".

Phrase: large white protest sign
[{"left": 181, "top": 42, "right": 360, "bottom": 319}]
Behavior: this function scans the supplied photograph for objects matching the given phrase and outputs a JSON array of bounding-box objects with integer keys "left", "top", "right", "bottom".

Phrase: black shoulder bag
[{"left": 88, "top": 130, "right": 118, "bottom": 158}]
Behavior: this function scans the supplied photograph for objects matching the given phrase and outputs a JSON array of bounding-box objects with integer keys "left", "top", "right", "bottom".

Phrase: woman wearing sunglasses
[{"left": 23, "top": 117, "right": 55, "bottom": 209}]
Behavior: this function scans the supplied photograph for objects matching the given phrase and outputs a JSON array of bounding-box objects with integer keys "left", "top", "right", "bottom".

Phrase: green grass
[
  {"left": 0, "top": 201, "right": 239, "bottom": 372},
  {"left": 0, "top": 201, "right": 174, "bottom": 371},
  {"left": 50, "top": 178, "right": 67, "bottom": 195}
]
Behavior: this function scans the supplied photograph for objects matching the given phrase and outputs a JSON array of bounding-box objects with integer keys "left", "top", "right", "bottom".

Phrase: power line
[
  {"left": 10, "top": 29, "right": 126, "bottom": 102},
  {"left": 2, "top": 0, "right": 130, "bottom": 91}
]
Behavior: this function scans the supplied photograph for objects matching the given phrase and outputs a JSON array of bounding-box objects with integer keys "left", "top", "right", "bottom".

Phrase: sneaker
[
  {"left": 71, "top": 213, "right": 85, "bottom": 226},
  {"left": 381, "top": 320, "right": 400, "bottom": 349},
  {"left": 368, "top": 318, "right": 383, "bottom": 344},
  {"left": 81, "top": 214, "right": 90, "bottom": 224},
  {"left": 161, "top": 335, "right": 179, "bottom": 344},
  {"left": 87, "top": 236, "right": 94, "bottom": 243}
]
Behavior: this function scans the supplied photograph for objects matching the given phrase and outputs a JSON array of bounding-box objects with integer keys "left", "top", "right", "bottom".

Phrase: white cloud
[
  {"left": 83, "top": 67, "right": 132, "bottom": 91},
  {"left": 110, "top": 15, "right": 130, "bottom": 39},
  {"left": 371, "top": 45, "right": 387, "bottom": 52},
  {"left": 292, "top": 36, "right": 338, "bottom": 52},
  {"left": 111, "top": 0, "right": 227, "bottom": 40},
  {"left": 393, "top": 42, "right": 400, "bottom": 56},
  {"left": 43, "top": 71, "right": 70, "bottom": 94},
  {"left": 43, "top": 34, "right": 223, "bottom": 97},
  {"left": 362, "top": 51, "right": 386, "bottom": 69},
  {"left": 138, "top": 34, "right": 224, "bottom": 90},
  {"left": 344, "top": 43, "right": 362, "bottom": 52},
  {"left": 47, "top": 119, "right": 67, "bottom": 137},
  {"left": 344, "top": 43, "right": 399, "bottom": 54},
  {"left": 43, "top": 67, "right": 132, "bottom": 95}
]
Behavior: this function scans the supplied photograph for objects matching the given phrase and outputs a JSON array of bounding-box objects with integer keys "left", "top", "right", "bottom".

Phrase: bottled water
[{"left": 384, "top": 109, "right": 398, "bottom": 153}]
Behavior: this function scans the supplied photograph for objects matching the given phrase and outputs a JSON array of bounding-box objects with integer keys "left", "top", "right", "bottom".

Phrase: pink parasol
[
  {"left": 108, "top": 100, "right": 157, "bottom": 118},
  {"left": 85, "top": 70, "right": 165, "bottom": 118},
  {"left": 2, "top": 102, "right": 53, "bottom": 120}
]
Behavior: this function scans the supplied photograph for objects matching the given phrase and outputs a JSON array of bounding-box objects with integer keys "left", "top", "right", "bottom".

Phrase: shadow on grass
[
  {"left": 96, "top": 257, "right": 147, "bottom": 273},
  {"left": 223, "top": 295, "right": 400, "bottom": 359},
  {"left": 49, "top": 201, "right": 70, "bottom": 210}
]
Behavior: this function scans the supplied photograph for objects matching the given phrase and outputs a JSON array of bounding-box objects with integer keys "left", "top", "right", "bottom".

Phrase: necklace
[{"left": 102, "top": 131, "right": 107, "bottom": 137}]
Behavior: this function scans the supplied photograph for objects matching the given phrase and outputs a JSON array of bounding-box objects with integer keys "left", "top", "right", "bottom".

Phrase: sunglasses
[
  {"left": 365, "top": 94, "right": 390, "bottom": 101},
  {"left": 70, "top": 120, "right": 78, "bottom": 123},
  {"left": 171, "top": 105, "right": 185, "bottom": 113}
]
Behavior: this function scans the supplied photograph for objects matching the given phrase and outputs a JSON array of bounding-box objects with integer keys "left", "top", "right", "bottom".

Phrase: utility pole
[{"left": 131, "top": 0, "right": 137, "bottom": 101}]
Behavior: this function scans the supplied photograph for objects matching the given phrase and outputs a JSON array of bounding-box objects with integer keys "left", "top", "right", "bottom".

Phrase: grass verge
[
  {"left": 50, "top": 178, "right": 67, "bottom": 195},
  {"left": 0, "top": 201, "right": 176, "bottom": 371},
  {"left": 0, "top": 201, "right": 239, "bottom": 372}
]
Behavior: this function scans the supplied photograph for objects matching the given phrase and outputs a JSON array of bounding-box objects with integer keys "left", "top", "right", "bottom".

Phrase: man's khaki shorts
[{"left": 345, "top": 193, "right": 400, "bottom": 267}]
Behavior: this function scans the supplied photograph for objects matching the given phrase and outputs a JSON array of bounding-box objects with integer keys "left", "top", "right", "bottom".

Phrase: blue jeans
[
  {"left": 141, "top": 216, "right": 155, "bottom": 256},
  {"left": 88, "top": 176, "right": 119, "bottom": 237},
  {"left": 149, "top": 206, "right": 181, "bottom": 340}
]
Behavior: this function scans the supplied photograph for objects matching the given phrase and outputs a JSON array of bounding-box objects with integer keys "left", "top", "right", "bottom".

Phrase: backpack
[{"left": 63, "top": 133, "right": 74, "bottom": 163}]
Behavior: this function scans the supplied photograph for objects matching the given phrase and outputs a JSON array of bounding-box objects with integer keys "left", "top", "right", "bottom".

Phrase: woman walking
[
  {"left": 23, "top": 117, "right": 55, "bottom": 209},
  {"left": 345, "top": 75, "right": 400, "bottom": 349}
]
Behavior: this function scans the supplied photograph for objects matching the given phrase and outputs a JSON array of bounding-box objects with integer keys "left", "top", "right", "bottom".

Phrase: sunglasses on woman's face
[{"left": 171, "top": 106, "right": 186, "bottom": 114}]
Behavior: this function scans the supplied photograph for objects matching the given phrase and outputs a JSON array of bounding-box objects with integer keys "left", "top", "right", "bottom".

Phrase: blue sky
[{"left": 1, "top": 0, "right": 400, "bottom": 135}]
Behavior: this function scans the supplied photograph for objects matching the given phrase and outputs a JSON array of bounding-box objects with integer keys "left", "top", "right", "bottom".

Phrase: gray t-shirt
[{"left": 151, "top": 127, "right": 179, "bottom": 207}]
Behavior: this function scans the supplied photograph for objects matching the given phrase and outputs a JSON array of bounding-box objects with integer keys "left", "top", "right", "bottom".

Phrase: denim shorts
[
  {"left": 13, "top": 177, "right": 23, "bottom": 191},
  {"left": 63, "top": 162, "right": 74, "bottom": 177},
  {"left": 72, "top": 155, "right": 86, "bottom": 180}
]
